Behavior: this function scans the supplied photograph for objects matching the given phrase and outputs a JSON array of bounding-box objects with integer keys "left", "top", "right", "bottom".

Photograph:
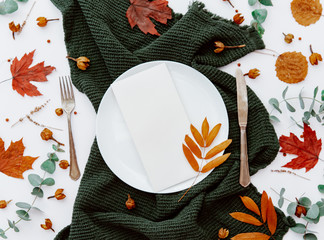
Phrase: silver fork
[{"left": 59, "top": 76, "right": 80, "bottom": 181}]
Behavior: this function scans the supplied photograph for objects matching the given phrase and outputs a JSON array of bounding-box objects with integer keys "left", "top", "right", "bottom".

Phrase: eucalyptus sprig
[
  {"left": 0, "top": 144, "right": 64, "bottom": 239},
  {"left": 248, "top": 0, "right": 273, "bottom": 37},
  {"left": 269, "top": 86, "right": 324, "bottom": 128},
  {"left": 0, "top": 0, "right": 28, "bottom": 15}
]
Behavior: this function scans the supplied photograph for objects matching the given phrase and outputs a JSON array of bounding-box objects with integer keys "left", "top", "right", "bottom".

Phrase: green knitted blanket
[{"left": 51, "top": 0, "right": 294, "bottom": 239}]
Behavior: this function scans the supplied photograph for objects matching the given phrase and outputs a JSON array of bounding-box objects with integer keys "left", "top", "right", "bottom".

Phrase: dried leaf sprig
[
  {"left": 0, "top": 145, "right": 64, "bottom": 238},
  {"left": 271, "top": 169, "right": 310, "bottom": 181},
  {"left": 179, "top": 118, "right": 232, "bottom": 201},
  {"left": 214, "top": 41, "right": 246, "bottom": 54}
]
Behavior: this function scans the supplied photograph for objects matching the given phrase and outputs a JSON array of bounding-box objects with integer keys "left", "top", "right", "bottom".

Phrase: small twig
[
  {"left": 0, "top": 78, "right": 13, "bottom": 85},
  {"left": 20, "top": 1, "right": 36, "bottom": 31},
  {"left": 270, "top": 187, "right": 293, "bottom": 203},
  {"left": 255, "top": 49, "right": 278, "bottom": 57},
  {"left": 224, "top": 44, "right": 246, "bottom": 49},
  {"left": 26, "top": 115, "right": 63, "bottom": 131},
  {"left": 225, "top": 0, "right": 234, "bottom": 8},
  {"left": 271, "top": 169, "right": 310, "bottom": 181}
]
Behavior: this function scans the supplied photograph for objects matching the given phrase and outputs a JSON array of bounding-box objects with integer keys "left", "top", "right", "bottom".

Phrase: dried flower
[
  {"left": 48, "top": 189, "right": 66, "bottom": 200},
  {"left": 244, "top": 68, "right": 260, "bottom": 79},
  {"left": 214, "top": 41, "right": 246, "bottom": 54},
  {"left": 126, "top": 194, "right": 135, "bottom": 210},
  {"left": 0, "top": 200, "right": 11, "bottom": 209},
  {"left": 233, "top": 13, "right": 244, "bottom": 24},
  {"left": 309, "top": 45, "right": 322, "bottom": 65},
  {"left": 36, "top": 17, "right": 59, "bottom": 27},
  {"left": 9, "top": 21, "right": 21, "bottom": 40},
  {"left": 40, "top": 218, "right": 55, "bottom": 232},
  {"left": 295, "top": 205, "right": 307, "bottom": 218},
  {"left": 218, "top": 228, "right": 229, "bottom": 239},
  {"left": 40, "top": 128, "right": 64, "bottom": 146},
  {"left": 59, "top": 160, "right": 69, "bottom": 169},
  {"left": 283, "top": 33, "right": 294, "bottom": 44},
  {"left": 66, "top": 56, "right": 90, "bottom": 70},
  {"left": 55, "top": 108, "right": 63, "bottom": 116}
]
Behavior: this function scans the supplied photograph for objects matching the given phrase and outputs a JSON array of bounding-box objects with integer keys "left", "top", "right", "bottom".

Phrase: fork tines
[{"left": 59, "top": 76, "right": 75, "bottom": 103}]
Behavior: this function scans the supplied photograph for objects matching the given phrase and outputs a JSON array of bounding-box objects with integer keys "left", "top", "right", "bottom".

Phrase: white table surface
[{"left": 0, "top": 0, "right": 323, "bottom": 239}]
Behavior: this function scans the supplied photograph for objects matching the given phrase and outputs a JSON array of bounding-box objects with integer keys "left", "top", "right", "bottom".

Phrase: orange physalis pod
[
  {"left": 40, "top": 218, "right": 54, "bottom": 232},
  {"left": 261, "top": 191, "right": 268, "bottom": 223},
  {"left": 240, "top": 196, "right": 261, "bottom": 216},
  {"left": 231, "top": 232, "right": 271, "bottom": 240},
  {"left": 182, "top": 144, "right": 199, "bottom": 172},
  {"left": 266, "top": 197, "right": 277, "bottom": 235},
  {"left": 205, "top": 139, "right": 232, "bottom": 160},
  {"left": 190, "top": 124, "right": 204, "bottom": 147},
  {"left": 201, "top": 153, "right": 231, "bottom": 173},
  {"left": 206, "top": 123, "right": 221, "bottom": 147},
  {"left": 229, "top": 212, "right": 263, "bottom": 226},
  {"left": 184, "top": 135, "right": 202, "bottom": 159},
  {"left": 201, "top": 117, "right": 209, "bottom": 142}
]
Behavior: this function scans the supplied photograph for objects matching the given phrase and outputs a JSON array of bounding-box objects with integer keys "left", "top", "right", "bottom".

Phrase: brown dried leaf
[
  {"left": 275, "top": 52, "right": 308, "bottom": 84},
  {"left": 231, "top": 232, "right": 270, "bottom": 240},
  {"left": 266, "top": 197, "right": 277, "bottom": 235},
  {"left": 190, "top": 124, "right": 204, "bottom": 147},
  {"left": 184, "top": 135, "right": 202, "bottom": 159},
  {"left": 205, "top": 139, "right": 232, "bottom": 160},
  {"left": 261, "top": 191, "right": 268, "bottom": 223},
  {"left": 182, "top": 144, "right": 199, "bottom": 172},
  {"left": 202, "top": 117, "right": 209, "bottom": 142},
  {"left": 240, "top": 196, "right": 261, "bottom": 216},
  {"left": 229, "top": 212, "right": 263, "bottom": 226},
  {"left": 206, "top": 123, "right": 221, "bottom": 147},
  {"left": 201, "top": 153, "right": 230, "bottom": 173},
  {"left": 291, "top": 0, "right": 323, "bottom": 26}
]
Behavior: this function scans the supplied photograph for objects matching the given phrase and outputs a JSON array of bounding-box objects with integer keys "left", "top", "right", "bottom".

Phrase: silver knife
[{"left": 236, "top": 69, "right": 250, "bottom": 187}]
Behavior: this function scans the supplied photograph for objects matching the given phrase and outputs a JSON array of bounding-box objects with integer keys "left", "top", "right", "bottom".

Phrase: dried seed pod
[
  {"left": 36, "top": 17, "right": 59, "bottom": 27},
  {"left": 9, "top": 21, "right": 21, "bottom": 40},
  {"left": 126, "top": 194, "right": 136, "bottom": 210},
  {"left": 0, "top": 200, "right": 11, "bottom": 209},
  {"left": 233, "top": 13, "right": 244, "bottom": 24},
  {"left": 48, "top": 189, "right": 66, "bottom": 200},
  {"left": 40, "top": 128, "right": 64, "bottom": 146},
  {"left": 66, "top": 56, "right": 90, "bottom": 70},
  {"left": 55, "top": 108, "right": 63, "bottom": 116},
  {"left": 309, "top": 45, "right": 322, "bottom": 65},
  {"left": 214, "top": 41, "right": 246, "bottom": 54},
  {"left": 41, "top": 218, "right": 55, "bottom": 232},
  {"left": 59, "top": 160, "right": 69, "bottom": 169},
  {"left": 218, "top": 228, "right": 229, "bottom": 239},
  {"left": 244, "top": 68, "right": 260, "bottom": 79},
  {"left": 283, "top": 33, "right": 294, "bottom": 44}
]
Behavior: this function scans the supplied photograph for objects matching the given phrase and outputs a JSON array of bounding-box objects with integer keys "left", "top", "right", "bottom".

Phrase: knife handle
[{"left": 239, "top": 125, "right": 250, "bottom": 187}]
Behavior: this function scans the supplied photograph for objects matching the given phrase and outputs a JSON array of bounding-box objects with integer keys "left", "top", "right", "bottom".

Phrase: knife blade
[{"left": 236, "top": 69, "right": 250, "bottom": 187}]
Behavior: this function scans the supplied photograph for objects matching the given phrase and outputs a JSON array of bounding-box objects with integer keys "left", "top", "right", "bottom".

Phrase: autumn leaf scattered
[
  {"left": 126, "top": 0, "right": 172, "bottom": 36},
  {"left": 230, "top": 191, "right": 277, "bottom": 239},
  {"left": 10, "top": 50, "right": 55, "bottom": 97},
  {"left": 275, "top": 51, "right": 308, "bottom": 84},
  {"left": 0, "top": 138, "right": 38, "bottom": 179},
  {"left": 291, "top": 0, "right": 323, "bottom": 26}
]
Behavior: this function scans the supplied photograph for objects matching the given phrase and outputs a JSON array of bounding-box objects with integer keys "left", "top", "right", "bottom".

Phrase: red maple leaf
[
  {"left": 0, "top": 138, "right": 38, "bottom": 179},
  {"left": 280, "top": 123, "right": 322, "bottom": 172},
  {"left": 126, "top": 0, "right": 172, "bottom": 36},
  {"left": 10, "top": 50, "right": 55, "bottom": 97}
]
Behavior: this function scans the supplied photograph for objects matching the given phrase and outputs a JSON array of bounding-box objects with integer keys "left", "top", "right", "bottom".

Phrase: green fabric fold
[{"left": 50, "top": 0, "right": 294, "bottom": 239}]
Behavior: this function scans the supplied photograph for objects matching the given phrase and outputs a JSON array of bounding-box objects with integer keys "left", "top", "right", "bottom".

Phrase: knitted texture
[{"left": 51, "top": 0, "right": 295, "bottom": 239}]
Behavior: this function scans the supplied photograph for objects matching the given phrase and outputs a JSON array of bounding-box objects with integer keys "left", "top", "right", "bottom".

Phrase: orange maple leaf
[
  {"left": 10, "top": 50, "right": 55, "bottom": 97},
  {"left": 0, "top": 138, "right": 38, "bottom": 179}
]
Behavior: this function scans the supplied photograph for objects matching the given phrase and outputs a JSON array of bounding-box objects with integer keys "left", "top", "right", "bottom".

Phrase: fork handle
[
  {"left": 239, "top": 125, "right": 250, "bottom": 187},
  {"left": 67, "top": 114, "right": 80, "bottom": 181}
]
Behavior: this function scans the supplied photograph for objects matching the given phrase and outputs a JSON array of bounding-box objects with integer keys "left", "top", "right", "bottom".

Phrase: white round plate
[{"left": 96, "top": 61, "right": 229, "bottom": 194}]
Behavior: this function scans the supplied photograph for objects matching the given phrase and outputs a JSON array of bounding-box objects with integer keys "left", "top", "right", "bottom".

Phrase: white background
[{"left": 0, "top": 0, "right": 323, "bottom": 239}]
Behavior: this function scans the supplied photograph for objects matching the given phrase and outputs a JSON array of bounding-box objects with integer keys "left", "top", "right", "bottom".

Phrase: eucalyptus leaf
[
  {"left": 17, "top": 0, "right": 29, "bottom": 2},
  {"left": 270, "top": 115, "right": 280, "bottom": 122},
  {"left": 248, "top": 0, "right": 257, "bottom": 6},
  {"left": 282, "top": 86, "right": 288, "bottom": 99},
  {"left": 319, "top": 104, "right": 324, "bottom": 113},
  {"left": 299, "top": 88, "right": 305, "bottom": 109},
  {"left": 316, "top": 201, "right": 324, "bottom": 217},
  {"left": 304, "top": 233, "right": 317, "bottom": 240},
  {"left": 31, "top": 187, "right": 43, "bottom": 198},
  {"left": 47, "top": 153, "right": 59, "bottom": 161},
  {"left": 41, "top": 178, "right": 55, "bottom": 186},
  {"left": 303, "top": 215, "right": 320, "bottom": 224},
  {"left": 252, "top": 9, "right": 268, "bottom": 24},
  {"left": 287, "top": 202, "right": 297, "bottom": 215},
  {"left": 278, "top": 197, "right": 284, "bottom": 208},
  {"left": 318, "top": 185, "right": 324, "bottom": 193},
  {"left": 269, "top": 98, "right": 282, "bottom": 113},
  {"left": 41, "top": 159, "right": 56, "bottom": 174},
  {"left": 316, "top": 114, "right": 321, "bottom": 123},
  {"left": 0, "top": 3, "right": 6, "bottom": 15},
  {"left": 302, "top": 117, "right": 310, "bottom": 125},
  {"left": 285, "top": 101, "right": 296, "bottom": 112},
  {"left": 306, "top": 204, "right": 320, "bottom": 219},
  {"left": 15, "top": 202, "right": 31, "bottom": 209},
  {"left": 290, "top": 223, "right": 306, "bottom": 233},
  {"left": 304, "top": 111, "right": 311, "bottom": 120},
  {"left": 250, "top": 20, "right": 265, "bottom": 37},
  {"left": 322, "top": 90, "right": 324, "bottom": 101},
  {"left": 309, "top": 87, "right": 318, "bottom": 112},
  {"left": 7, "top": 220, "right": 14, "bottom": 228},
  {"left": 299, "top": 197, "right": 312, "bottom": 207},
  {"left": 0, "top": 230, "right": 7, "bottom": 239},
  {"left": 16, "top": 210, "right": 30, "bottom": 221},
  {"left": 259, "top": 0, "right": 273, "bottom": 6},
  {"left": 280, "top": 188, "right": 286, "bottom": 196},
  {"left": 4, "top": 0, "right": 18, "bottom": 14},
  {"left": 28, "top": 174, "right": 43, "bottom": 187},
  {"left": 311, "top": 109, "right": 316, "bottom": 117},
  {"left": 290, "top": 116, "right": 303, "bottom": 129},
  {"left": 13, "top": 226, "right": 19, "bottom": 232}
]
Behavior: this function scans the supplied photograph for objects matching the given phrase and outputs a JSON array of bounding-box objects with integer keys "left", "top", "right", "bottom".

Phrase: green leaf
[
  {"left": 252, "top": 9, "right": 268, "bottom": 24},
  {"left": 270, "top": 115, "right": 280, "bottom": 122},
  {"left": 280, "top": 188, "right": 285, "bottom": 196},
  {"left": 259, "top": 0, "right": 273, "bottom": 6},
  {"left": 28, "top": 174, "right": 43, "bottom": 187},
  {"left": 322, "top": 90, "right": 324, "bottom": 101},
  {"left": 248, "top": 0, "right": 257, "bottom": 6},
  {"left": 290, "top": 117, "right": 303, "bottom": 129},
  {"left": 318, "top": 185, "right": 324, "bottom": 193},
  {"left": 316, "top": 201, "right": 324, "bottom": 216},
  {"left": 13, "top": 226, "right": 19, "bottom": 232},
  {"left": 304, "top": 233, "right": 317, "bottom": 240},
  {"left": 250, "top": 20, "right": 265, "bottom": 37},
  {"left": 7, "top": 220, "right": 14, "bottom": 228},
  {"left": 299, "top": 89, "right": 305, "bottom": 109},
  {"left": 0, "top": 230, "right": 7, "bottom": 239},
  {"left": 282, "top": 86, "right": 288, "bottom": 99},
  {"left": 269, "top": 98, "right": 282, "bottom": 113},
  {"left": 285, "top": 101, "right": 296, "bottom": 112},
  {"left": 287, "top": 202, "right": 297, "bottom": 215},
  {"left": 304, "top": 111, "right": 311, "bottom": 120},
  {"left": 0, "top": 3, "right": 6, "bottom": 15},
  {"left": 31, "top": 187, "right": 43, "bottom": 198},
  {"left": 52, "top": 144, "right": 65, "bottom": 152},
  {"left": 4, "top": 0, "right": 18, "bottom": 14},
  {"left": 17, "top": 0, "right": 29, "bottom": 2},
  {"left": 48, "top": 153, "right": 59, "bottom": 161},
  {"left": 299, "top": 197, "right": 312, "bottom": 207},
  {"left": 306, "top": 204, "right": 320, "bottom": 219},
  {"left": 316, "top": 114, "right": 321, "bottom": 123},
  {"left": 278, "top": 197, "right": 284, "bottom": 208},
  {"left": 319, "top": 104, "right": 324, "bottom": 113},
  {"left": 291, "top": 223, "right": 306, "bottom": 233},
  {"left": 309, "top": 87, "right": 318, "bottom": 112},
  {"left": 303, "top": 215, "right": 320, "bottom": 224},
  {"left": 302, "top": 117, "right": 310, "bottom": 125},
  {"left": 15, "top": 202, "right": 31, "bottom": 209},
  {"left": 41, "top": 159, "right": 56, "bottom": 174},
  {"left": 41, "top": 178, "right": 55, "bottom": 186},
  {"left": 16, "top": 210, "right": 30, "bottom": 221}
]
